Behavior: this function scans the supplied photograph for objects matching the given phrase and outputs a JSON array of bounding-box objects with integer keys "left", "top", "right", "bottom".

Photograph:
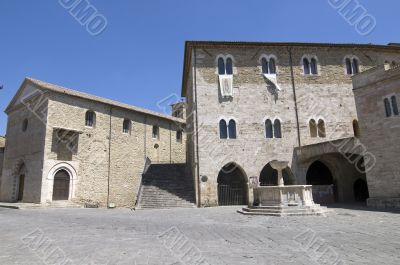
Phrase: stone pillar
[{"left": 270, "top": 161, "right": 289, "bottom": 187}]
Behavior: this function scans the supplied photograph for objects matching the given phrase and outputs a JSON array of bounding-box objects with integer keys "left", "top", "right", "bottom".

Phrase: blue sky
[{"left": 0, "top": 0, "right": 398, "bottom": 135}]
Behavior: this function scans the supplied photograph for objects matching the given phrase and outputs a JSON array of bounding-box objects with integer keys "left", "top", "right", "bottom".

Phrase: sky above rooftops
[{"left": 0, "top": 0, "right": 399, "bottom": 135}]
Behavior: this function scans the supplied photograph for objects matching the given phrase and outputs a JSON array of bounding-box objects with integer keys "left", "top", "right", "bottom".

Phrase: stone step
[
  {"left": 238, "top": 205, "right": 331, "bottom": 217},
  {"left": 138, "top": 163, "right": 196, "bottom": 210}
]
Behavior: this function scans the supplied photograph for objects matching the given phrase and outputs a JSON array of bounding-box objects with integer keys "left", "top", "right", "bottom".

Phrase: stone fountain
[{"left": 238, "top": 161, "right": 330, "bottom": 216}]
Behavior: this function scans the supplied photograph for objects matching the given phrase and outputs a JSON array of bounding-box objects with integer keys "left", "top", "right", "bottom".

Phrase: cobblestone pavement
[{"left": 0, "top": 205, "right": 399, "bottom": 265}]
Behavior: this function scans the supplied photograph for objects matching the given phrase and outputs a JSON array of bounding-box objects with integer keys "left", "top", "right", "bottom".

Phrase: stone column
[{"left": 270, "top": 161, "right": 289, "bottom": 187}]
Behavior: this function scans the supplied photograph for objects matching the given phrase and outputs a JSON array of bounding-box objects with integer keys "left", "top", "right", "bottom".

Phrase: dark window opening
[
  {"left": 85, "top": 111, "right": 95, "bottom": 127},
  {"left": 219, "top": 120, "right": 228, "bottom": 139},
  {"left": 265, "top": 119, "right": 273, "bottom": 138}
]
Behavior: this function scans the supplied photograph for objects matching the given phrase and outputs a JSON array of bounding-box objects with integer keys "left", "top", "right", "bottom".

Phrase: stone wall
[
  {"left": 353, "top": 64, "right": 400, "bottom": 209},
  {"left": 42, "top": 91, "right": 186, "bottom": 207},
  {"left": 184, "top": 44, "right": 400, "bottom": 206},
  {"left": 0, "top": 90, "right": 48, "bottom": 203},
  {"left": 0, "top": 137, "right": 4, "bottom": 185}
]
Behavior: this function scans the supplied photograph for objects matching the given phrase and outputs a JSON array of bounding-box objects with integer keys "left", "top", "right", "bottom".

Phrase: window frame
[
  {"left": 302, "top": 55, "right": 319, "bottom": 76},
  {"left": 228, "top": 119, "right": 237, "bottom": 139},
  {"left": 122, "top": 119, "right": 131, "bottom": 134},
  {"left": 216, "top": 55, "right": 235, "bottom": 76},
  {"left": 176, "top": 130, "right": 183, "bottom": 143},
  {"left": 22, "top": 119, "right": 28, "bottom": 132},
  {"left": 85, "top": 111, "right": 96, "bottom": 128},
  {"left": 152, "top": 125, "right": 160, "bottom": 139},
  {"left": 219, "top": 119, "right": 228, "bottom": 139},
  {"left": 265, "top": 119, "right": 273, "bottom": 139}
]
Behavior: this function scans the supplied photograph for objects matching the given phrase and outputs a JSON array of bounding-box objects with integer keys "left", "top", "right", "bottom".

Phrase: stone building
[
  {"left": 181, "top": 41, "right": 400, "bottom": 207},
  {"left": 353, "top": 64, "right": 400, "bottom": 209},
  {"left": 0, "top": 136, "right": 5, "bottom": 182},
  {"left": 0, "top": 78, "right": 186, "bottom": 207}
]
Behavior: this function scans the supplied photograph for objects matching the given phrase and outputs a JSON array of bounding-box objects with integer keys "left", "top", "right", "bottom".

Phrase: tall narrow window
[
  {"left": 303, "top": 58, "right": 310, "bottom": 75},
  {"left": 317, "top": 119, "right": 326, "bottom": 138},
  {"left": 22, "top": 119, "right": 28, "bottom": 132},
  {"left": 85, "top": 111, "right": 95, "bottom": 127},
  {"left": 384, "top": 98, "right": 392, "bottom": 117},
  {"left": 273, "top": 119, "right": 282, "bottom": 138},
  {"left": 152, "top": 125, "right": 159, "bottom": 139},
  {"left": 228, "top": 120, "right": 237, "bottom": 139},
  {"left": 269, "top": 58, "right": 276, "bottom": 74},
  {"left": 353, "top": 120, "right": 360, "bottom": 138},
  {"left": 176, "top": 130, "right": 183, "bottom": 143},
  {"left": 352, "top": 59, "right": 359, "bottom": 74},
  {"left": 265, "top": 119, "right": 273, "bottom": 138},
  {"left": 391, "top": 96, "right": 399, "bottom": 115},
  {"left": 310, "top": 58, "right": 318, "bottom": 75},
  {"left": 345, "top": 57, "right": 360, "bottom": 75},
  {"left": 226, "top": 58, "right": 233, "bottom": 75},
  {"left": 309, "top": 119, "right": 317, "bottom": 138},
  {"left": 346, "top": 58, "right": 353, "bottom": 75},
  {"left": 219, "top": 120, "right": 228, "bottom": 139},
  {"left": 261, "top": 58, "right": 269, "bottom": 74},
  {"left": 218, "top": 57, "right": 225, "bottom": 75},
  {"left": 123, "top": 119, "right": 131, "bottom": 134}
]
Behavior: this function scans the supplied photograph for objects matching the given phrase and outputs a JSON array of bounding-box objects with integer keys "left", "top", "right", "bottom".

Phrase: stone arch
[
  {"left": 353, "top": 178, "right": 369, "bottom": 202},
  {"left": 259, "top": 162, "right": 296, "bottom": 186},
  {"left": 11, "top": 160, "right": 26, "bottom": 202},
  {"left": 46, "top": 162, "right": 77, "bottom": 202},
  {"left": 217, "top": 162, "right": 248, "bottom": 206}
]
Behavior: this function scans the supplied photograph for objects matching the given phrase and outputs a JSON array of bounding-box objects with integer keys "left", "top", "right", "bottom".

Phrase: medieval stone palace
[{"left": 1, "top": 41, "right": 400, "bottom": 209}]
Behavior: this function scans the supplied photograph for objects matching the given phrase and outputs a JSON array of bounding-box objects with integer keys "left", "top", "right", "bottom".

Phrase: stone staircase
[
  {"left": 238, "top": 204, "right": 331, "bottom": 217},
  {"left": 138, "top": 164, "right": 196, "bottom": 209}
]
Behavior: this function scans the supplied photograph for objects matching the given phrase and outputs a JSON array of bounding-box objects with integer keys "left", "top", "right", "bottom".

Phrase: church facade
[{"left": 0, "top": 78, "right": 186, "bottom": 207}]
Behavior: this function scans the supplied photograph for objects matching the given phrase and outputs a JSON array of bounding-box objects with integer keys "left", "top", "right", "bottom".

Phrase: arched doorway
[
  {"left": 353, "top": 179, "right": 369, "bottom": 202},
  {"left": 259, "top": 163, "right": 295, "bottom": 186},
  {"left": 52, "top": 170, "right": 70, "bottom": 201},
  {"left": 306, "top": 160, "right": 337, "bottom": 204},
  {"left": 16, "top": 163, "right": 26, "bottom": 202},
  {"left": 17, "top": 174, "right": 25, "bottom": 202},
  {"left": 217, "top": 163, "right": 247, "bottom": 206},
  {"left": 306, "top": 161, "right": 334, "bottom": 185}
]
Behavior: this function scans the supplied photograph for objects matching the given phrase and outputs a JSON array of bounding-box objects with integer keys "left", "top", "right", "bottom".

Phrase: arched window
[
  {"left": 85, "top": 111, "right": 95, "bottom": 127},
  {"left": 352, "top": 58, "right": 359, "bottom": 74},
  {"left": 22, "top": 119, "right": 28, "bottom": 132},
  {"left": 225, "top": 58, "right": 233, "bottom": 75},
  {"left": 353, "top": 120, "right": 360, "bottom": 138},
  {"left": 265, "top": 119, "right": 273, "bottom": 138},
  {"left": 317, "top": 119, "right": 326, "bottom": 138},
  {"left": 391, "top": 96, "right": 399, "bottom": 115},
  {"left": 218, "top": 57, "right": 225, "bottom": 75},
  {"left": 273, "top": 119, "right": 282, "bottom": 138},
  {"left": 176, "top": 130, "right": 183, "bottom": 143},
  {"left": 309, "top": 119, "right": 317, "bottom": 138},
  {"left": 310, "top": 58, "right": 318, "bottom": 75},
  {"left": 303, "top": 58, "right": 310, "bottom": 75},
  {"left": 123, "top": 119, "right": 131, "bottom": 134},
  {"left": 152, "top": 125, "right": 159, "bottom": 139},
  {"left": 261, "top": 57, "right": 269, "bottom": 74},
  {"left": 219, "top": 120, "right": 228, "bottom": 139},
  {"left": 384, "top": 98, "right": 392, "bottom": 117},
  {"left": 346, "top": 58, "right": 353, "bottom": 75},
  {"left": 345, "top": 57, "right": 360, "bottom": 75},
  {"left": 269, "top": 58, "right": 276, "bottom": 74},
  {"left": 228, "top": 120, "right": 237, "bottom": 139}
]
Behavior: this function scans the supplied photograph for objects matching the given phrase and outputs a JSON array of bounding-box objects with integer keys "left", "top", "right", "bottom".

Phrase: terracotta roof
[
  {"left": 181, "top": 41, "right": 400, "bottom": 96},
  {"left": 7, "top": 78, "right": 185, "bottom": 124}
]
